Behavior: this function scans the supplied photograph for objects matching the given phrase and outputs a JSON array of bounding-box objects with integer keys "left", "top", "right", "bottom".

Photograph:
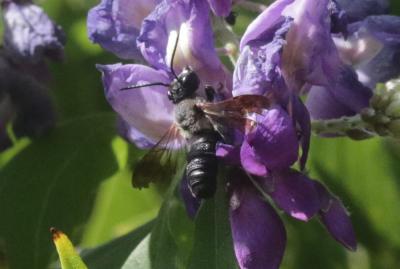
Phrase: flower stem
[
  {"left": 213, "top": 17, "right": 240, "bottom": 66},
  {"left": 311, "top": 115, "right": 374, "bottom": 136}
]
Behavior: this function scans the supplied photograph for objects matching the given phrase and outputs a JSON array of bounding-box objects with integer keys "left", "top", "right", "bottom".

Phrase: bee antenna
[
  {"left": 120, "top": 82, "right": 170, "bottom": 91},
  {"left": 170, "top": 28, "right": 181, "bottom": 82}
]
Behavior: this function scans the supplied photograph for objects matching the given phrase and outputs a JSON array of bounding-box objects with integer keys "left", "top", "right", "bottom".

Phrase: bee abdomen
[{"left": 186, "top": 131, "right": 219, "bottom": 199}]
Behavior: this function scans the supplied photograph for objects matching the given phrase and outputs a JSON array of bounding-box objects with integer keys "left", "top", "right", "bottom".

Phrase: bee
[{"left": 121, "top": 32, "right": 299, "bottom": 199}]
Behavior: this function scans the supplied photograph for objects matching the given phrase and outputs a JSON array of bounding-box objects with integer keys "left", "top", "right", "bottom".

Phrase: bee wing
[
  {"left": 132, "top": 124, "right": 186, "bottom": 189},
  {"left": 198, "top": 94, "right": 275, "bottom": 133}
]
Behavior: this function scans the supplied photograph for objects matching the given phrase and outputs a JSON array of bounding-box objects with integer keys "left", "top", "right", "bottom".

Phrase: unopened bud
[
  {"left": 374, "top": 124, "right": 390, "bottom": 136},
  {"left": 345, "top": 129, "right": 373, "bottom": 140},
  {"left": 360, "top": 108, "right": 375, "bottom": 121},
  {"left": 385, "top": 99, "right": 400, "bottom": 117}
]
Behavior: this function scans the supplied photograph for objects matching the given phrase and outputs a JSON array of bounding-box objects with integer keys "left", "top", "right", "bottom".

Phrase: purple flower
[
  {"left": 0, "top": 55, "right": 55, "bottom": 149},
  {"left": 1, "top": 0, "right": 66, "bottom": 63},
  {"left": 237, "top": 0, "right": 372, "bottom": 121},
  {"left": 87, "top": 0, "right": 160, "bottom": 60},
  {"left": 227, "top": 169, "right": 356, "bottom": 269},
  {"left": 309, "top": 13, "right": 400, "bottom": 119},
  {"left": 97, "top": 0, "right": 228, "bottom": 147},
  {"left": 92, "top": 1, "right": 358, "bottom": 268}
]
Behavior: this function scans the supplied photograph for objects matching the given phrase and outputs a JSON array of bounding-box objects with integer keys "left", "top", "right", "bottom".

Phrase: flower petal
[
  {"left": 229, "top": 173, "right": 286, "bottom": 269},
  {"left": 246, "top": 107, "right": 298, "bottom": 170},
  {"left": 233, "top": 17, "right": 292, "bottom": 97},
  {"left": 137, "top": 0, "right": 225, "bottom": 85},
  {"left": 116, "top": 116, "right": 155, "bottom": 149},
  {"left": 265, "top": 169, "right": 320, "bottom": 221},
  {"left": 281, "top": 0, "right": 338, "bottom": 91},
  {"left": 306, "top": 85, "right": 358, "bottom": 120},
  {"left": 216, "top": 142, "right": 241, "bottom": 165},
  {"left": 98, "top": 63, "right": 174, "bottom": 145},
  {"left": 2, "top": 1, "right": 65, "bottom": 63},
  {"left": 314, "top": 181, "right": 357, "bottom": 251},
  {"left": 305, "top": 64, "right": 372, "bottom": 120},
  {"left": 87, "top": 0, "right": 159, "bottom": 60},
  {"left": 240, "top": 140, "right": 268, "bottom": 177},
  {"left": 347, "top": 15, "right": 400, "bottom": 88},
  {"left": 335, "top": 0, "right": 389, "bottom": 23},
  {"left": 240, "top": 0, "right": 294, "bottom": 50}
]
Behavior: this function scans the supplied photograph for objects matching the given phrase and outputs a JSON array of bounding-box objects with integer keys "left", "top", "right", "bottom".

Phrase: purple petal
[
  {"left": 305, "top": 64, "right": 372, "bottom": 120},
  {"left": 207, "top": 0, "right": 231, "bottom": 17},
  {"left": 265, "top": 169, "right": 320, "bottom": 221},
  {"left": 240, "top": 140, "right": 268, "bottom": 177},
  {"left": 137, "top": 0, "right": 225, "bottom": 85},
  {"left": 2, "top": 1, "right": 65, "bottom": 63},
  {"left": 233, "top": 17, "right": 292, "bottom": 97},
  {"left": 281, "top": 0, "right": 373, "bottom": 112},
  {"left": 229, "top": 174, "right": 286, "bottom": 269},
  {"left": 306, "top": 85, "right": 359, "bottom": 120},
  {"left": 240, "top": 0, "right": 294, "bottom": 50},
  {"left": 346, "top": 16, "right": 400, "bottom": 88},
  {"left": 281, "top": 0, "right": 339, "bottom": 91},
  {"left": 116, "top": 116, "right": 155, "bottom": 149},
  {"left": 216, "top": 142, "right": 241, "bottom": 165},
  {"left": 179, "top": 176, "right": 200, "bottom": 219},
  {"left": 348, "top": 15, "right": 400, "bottom": 47},
  {"left": 245, "top": 107, "right": 298, "bottom": 170},
  {"left": 97, "top": 63, "right": 174, "bottom": 146},
  {"left": 87, "top": 0, "right": 158, "bottom": 60},
  {"left": 335, "top": 0, "right": 389, "bottom": 23},
  {"left": 328, "top": 66, "right": 372, "bottom": 115},
  {"left": 357, "top": 47, "right": 400, "bottom": 89},
  {"left": 314, "top": 182, "right": 357, "bottom": 251}
]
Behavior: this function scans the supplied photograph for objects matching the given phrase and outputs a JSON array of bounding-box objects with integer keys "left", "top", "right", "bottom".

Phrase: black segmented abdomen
[{"left": 186, "top": 130, "right": 219, "bottom": 199}]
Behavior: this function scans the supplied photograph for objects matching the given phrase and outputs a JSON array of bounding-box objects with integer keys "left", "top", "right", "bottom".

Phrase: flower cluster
[
  {"left": 0, "top": 0, "right": 66, "bottom": 151},
  {"left": 306, "top": 0, "right": 400, "bottom": 120},
  {"left": 87, "top": 0, "right": 400, "bottom": 268}
]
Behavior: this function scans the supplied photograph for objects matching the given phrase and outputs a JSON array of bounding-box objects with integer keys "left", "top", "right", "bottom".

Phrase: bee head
[{"left": 168, "top": 67, "right": 200, "bottom": 104}]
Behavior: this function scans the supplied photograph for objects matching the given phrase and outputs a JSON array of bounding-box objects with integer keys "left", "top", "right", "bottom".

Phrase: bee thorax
[{"left": 174, "top": 99, "right": 213, "bottom": 137}]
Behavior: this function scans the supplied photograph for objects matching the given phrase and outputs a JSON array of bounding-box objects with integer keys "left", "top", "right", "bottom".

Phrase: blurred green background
[{"left": 0, "top": 0, "right": 400, "bottom": 268}]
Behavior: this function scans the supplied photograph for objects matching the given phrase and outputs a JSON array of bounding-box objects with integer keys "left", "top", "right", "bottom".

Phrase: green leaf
[
  {"left": 0, "top": 113, "right": 118, "bottom": 269},
  {"left": 391, "top": 0, "right": 400, "bottom": 15},
  {"left": 281, "top": 220, "right": 347, "bottom": 269},
  {"left": 122, "top": 166, "right": 195, "bottom": 269},
  {"left": 188, "top": 173, "right": 238, "bottom": 269},
  {"left": 80, "top": 220, "right": 155, "bottom": 269},
  {"left": 80, "top": 168, "right": 161, "bottom": 247},
  {"left": 51, "top": 228, "right": 88, "bottom": 269}
]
